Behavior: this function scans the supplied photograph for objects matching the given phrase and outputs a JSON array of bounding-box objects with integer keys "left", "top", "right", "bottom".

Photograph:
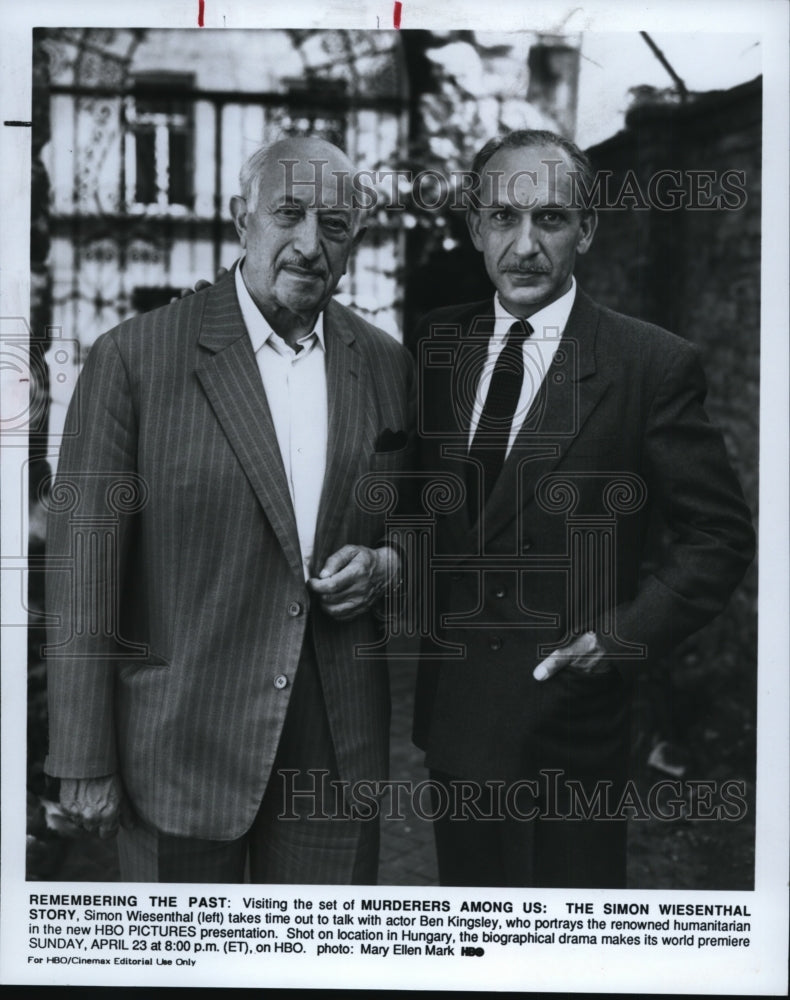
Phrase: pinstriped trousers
[{"left": 117, "top": 627, "right": 379, "bottom": 884}]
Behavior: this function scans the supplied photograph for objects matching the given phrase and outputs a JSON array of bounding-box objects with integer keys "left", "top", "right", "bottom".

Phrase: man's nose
[
  {"left": 293, "top": 214, "right": 321, "bottom": 259},
  {"left": 512, "top": 217, "right": 538, "bottom": 256}
]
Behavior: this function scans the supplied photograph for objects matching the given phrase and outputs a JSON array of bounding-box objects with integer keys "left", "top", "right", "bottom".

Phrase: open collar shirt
[{"left": 235, "top": 259, "right": 328, "bottom": 580}]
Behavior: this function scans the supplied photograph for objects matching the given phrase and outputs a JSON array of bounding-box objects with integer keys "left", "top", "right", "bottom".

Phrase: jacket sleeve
[
  {"left": 44, "top": 331, "right": 142, "bottom": 778},
  {"left": 600, "top": 342, "right": 755, "bottom": 661}
]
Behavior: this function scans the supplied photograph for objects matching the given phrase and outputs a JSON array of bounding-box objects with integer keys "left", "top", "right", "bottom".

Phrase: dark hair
[{"left": 468, "top": 129, "right": 596, "bottom": 210}]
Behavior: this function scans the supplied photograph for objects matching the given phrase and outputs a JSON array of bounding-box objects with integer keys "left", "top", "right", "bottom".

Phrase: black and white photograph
[{"left": 1, "top": 0, "right": 788, "bottom": 993}]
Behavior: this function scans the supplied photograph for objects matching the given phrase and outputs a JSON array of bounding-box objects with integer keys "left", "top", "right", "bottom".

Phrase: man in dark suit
[
  {"left": 45, "top": 137, "right": 414, "bottom": 883},
  {"left": 412, "top": 129, "right": 755, "bottom": 888}
]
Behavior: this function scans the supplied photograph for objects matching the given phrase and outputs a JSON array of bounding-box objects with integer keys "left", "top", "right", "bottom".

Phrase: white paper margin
[{"left": 1, "top": 0, "right": 788, "bottom": 993}]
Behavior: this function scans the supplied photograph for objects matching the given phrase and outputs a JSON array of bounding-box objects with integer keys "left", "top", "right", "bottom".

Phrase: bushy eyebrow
[
  {"left": 273, "top": 196, "right": 304, "bottom": 209},
  {"left": 272, "top": 198, "right": 353, "bottom": 216}
]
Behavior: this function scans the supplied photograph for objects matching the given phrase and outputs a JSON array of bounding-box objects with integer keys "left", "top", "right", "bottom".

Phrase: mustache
[
  {"left": 281, "top": 257, "right": 326, "bottom": 276},
  {"left": 501, "top": 264, "right": 551, "bottom": 274}
]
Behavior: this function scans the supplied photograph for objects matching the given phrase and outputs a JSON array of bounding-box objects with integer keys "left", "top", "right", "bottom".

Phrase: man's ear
[
  {"left": 467, "top": 209, "right": 484, "bottom": 252},
  {"left": 230, "top": 196, "right": 248, "bottom": 247},
  {"left": 576, "top": 209, "right": 597, "bottom": 256}
]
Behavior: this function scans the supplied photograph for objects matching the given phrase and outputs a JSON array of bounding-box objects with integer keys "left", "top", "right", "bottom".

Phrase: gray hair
[{"left": 238, "top": 146, "right": 274, "bottom": 213}]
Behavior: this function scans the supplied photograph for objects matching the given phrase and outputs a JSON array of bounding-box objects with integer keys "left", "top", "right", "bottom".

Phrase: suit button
[
  {"left": 287, "top": 601, "right": 303, "bottom": 617},
  {"left": 273, "top": 674, "right": 289, "bottom": 690},
  {"left": 493, "top": 586, "right": 506, "bottom": 599},
  {"left": 521, "top": 539, "right": 533, "bottom": 552},
  {"left": 489, "top": 635, "right": 503, "bottom": 651}
]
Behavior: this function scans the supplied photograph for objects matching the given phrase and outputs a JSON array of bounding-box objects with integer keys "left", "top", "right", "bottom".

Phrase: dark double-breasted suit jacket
[
  {"left": 413, "top": 288, "right": 755, "bottom": 791},
  {"left": 45, "top": 270, "right": 414, "bottom": 841}
]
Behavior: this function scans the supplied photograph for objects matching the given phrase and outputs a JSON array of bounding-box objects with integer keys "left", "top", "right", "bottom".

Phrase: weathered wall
[{"left": 577, "top": 78, "right": 761, "bottom": 785}]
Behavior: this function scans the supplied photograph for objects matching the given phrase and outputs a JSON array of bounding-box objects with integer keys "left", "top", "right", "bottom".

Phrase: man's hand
[
  {"left": 533, "top": 631, "right": 610, "bottom": 681},
  {"left": 308, "top": 545, "right": 400, "bottom": 621},
  {"left": 59, "top": 775, "right": 133, "bottom": 839},
  {"left": 170, "top": 267, "right": 228, "bottom": 301}
]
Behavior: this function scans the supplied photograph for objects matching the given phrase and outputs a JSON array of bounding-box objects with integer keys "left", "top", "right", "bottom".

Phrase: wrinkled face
[
  {"left": 468, "top": 144, "right": 597, "bottom": 317},
  {"left": 231, "top": 145, "right": 362, "bottom": 320}
]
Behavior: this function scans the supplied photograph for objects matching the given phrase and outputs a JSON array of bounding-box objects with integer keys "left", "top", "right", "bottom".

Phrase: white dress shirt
[
  {"left": 468, "top": 279, "right": 577, "bottom": 457},
  {"left": 235, "top": 261, "right": 328, "bottom": 579}
]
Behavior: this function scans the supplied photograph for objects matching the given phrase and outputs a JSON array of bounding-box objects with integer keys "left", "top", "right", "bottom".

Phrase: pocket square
[{"left": 375, "top": 428, "right": 408, "bottom": 452}]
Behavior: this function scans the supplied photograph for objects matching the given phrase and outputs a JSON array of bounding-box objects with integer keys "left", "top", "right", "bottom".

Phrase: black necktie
[{"left": 468, "top": 319, "right": 533, "bottom": 509}]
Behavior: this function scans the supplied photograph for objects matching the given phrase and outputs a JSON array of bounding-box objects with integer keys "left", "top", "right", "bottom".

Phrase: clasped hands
[{"left": 309, "top": 544, "right": 400, "bottom": 621}]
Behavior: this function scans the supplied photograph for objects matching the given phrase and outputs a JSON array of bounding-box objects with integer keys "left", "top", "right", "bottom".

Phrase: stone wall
[{"left": 576, "top": 77, "right": 761, "bottom": 778}]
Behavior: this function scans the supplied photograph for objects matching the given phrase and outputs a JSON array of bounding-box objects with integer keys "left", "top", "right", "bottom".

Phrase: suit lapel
[
  {"left": 421, "top": 306, "right": 492, "bottom": 549},
  {"left": 450, "top": 312, "right": 493, "bottom": 443},
  {"left": 313, "top": 299, "right": 376, "bottom": 571},
  {"left": 194, "top": 271, "right": 304, "bottom": 579},
  {"left": 476, "top": 289, "right": 611, "bottom": 542}
]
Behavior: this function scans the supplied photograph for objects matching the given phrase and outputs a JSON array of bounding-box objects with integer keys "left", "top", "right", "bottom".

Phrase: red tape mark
[
  {"left": 393, "top": 1, "right": 402, "bottom": 28},
  {"left": 198, "top": 0, "right": 205, "bottom": 27}
]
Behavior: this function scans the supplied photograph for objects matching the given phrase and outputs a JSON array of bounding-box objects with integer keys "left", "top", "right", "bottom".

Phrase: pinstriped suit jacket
[{"left": 45, "top": 270, "right": 415, "bottom": 840}]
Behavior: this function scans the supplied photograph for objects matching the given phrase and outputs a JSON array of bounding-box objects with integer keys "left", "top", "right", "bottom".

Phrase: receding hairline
[
  {"left": 468, "top": 130, "right": 597, "bottom": 212},
  {"left": 478, "top": 141, "right": 578, "bottom": 177},
  {"left": 239, "top": 138, "right": 360, "bottom": 214}
]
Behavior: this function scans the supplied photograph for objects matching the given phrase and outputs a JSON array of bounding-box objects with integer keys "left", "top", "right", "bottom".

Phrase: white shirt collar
[
  {"left": 493, "top": 277, "right": 577, "bottom": 342},
  {"left": 234, "top": 256, "right": 326, "bottom": 355}
]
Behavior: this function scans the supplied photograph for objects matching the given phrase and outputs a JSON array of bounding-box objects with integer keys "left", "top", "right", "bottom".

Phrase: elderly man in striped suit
[{"left": 45, "top": 137, "right": 414, "bottom": 884}]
